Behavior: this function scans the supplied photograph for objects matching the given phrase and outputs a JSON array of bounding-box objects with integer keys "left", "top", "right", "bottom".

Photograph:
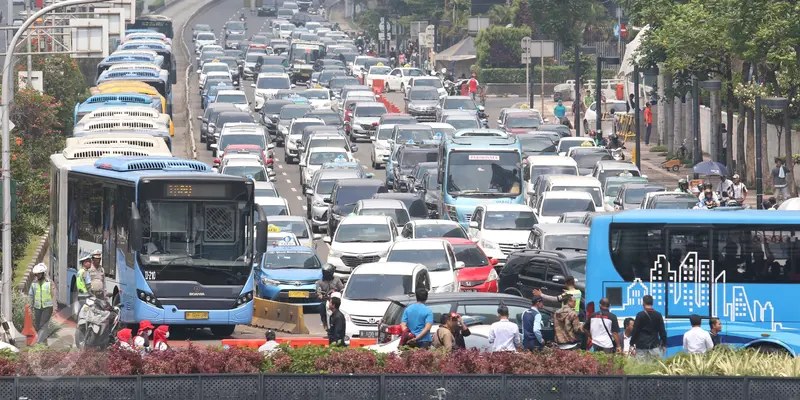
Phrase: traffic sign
[
  {"left": 613, "top": 23, "right": 620, "bottom": 38},
  {"left": 620, "top": 24, "right": 627, "bottom": 38}
]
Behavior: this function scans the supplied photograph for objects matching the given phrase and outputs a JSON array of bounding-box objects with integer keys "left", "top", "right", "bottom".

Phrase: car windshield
[
  {"left": 364, "top": 59, "right": 389, "bottom": 69},
  {"left": 310, "top": 138, "right": 347, "bottom": 149},
  {"left": 414, "top": 79, "right": 443, "bottom": 88},
  {"left": 414, "top": 224, "right": 467, "bottom": 239},
  {"left": 355, "top": 106, "right": 386, "bottom": 117},
  {"left": 264, "top": 57, "right": 287, "bottom": 65},
  {"left": 197, "top": 33, "right": 215, "bottom": 40},
  {"left": 224, "top": 165, "right": 267, "bottom": 181},
  {"left": 654, "top": 200, "right": 696, "bottom": 209},
  {"left": 320, "top": 71, "right": 346, "bottom": 82},
  {"left": 334, "top": 223, "right": 392, "bottom": 243},
  {"left": 203, "top": 53, "right": 225, "bottom": 61},
  {"left": 444, "top": 98, "right": 475, "bottom": 110},
  {"left": 217, "top": 114, "right": 255, "bottom": 126},
  {"left": 263, "top": 251, "right": 320, "bottom": 269},
  {"left": 309, "top": 151, "right": 347, "bottom": 165},
  {"left": 452, "top": 244, "right": 489, "bottom": 267},
  {"left": 344, "top": 274, "right": 412, "bottom": 300},
  {"left": 270, "top": 220, "right": 309, "bottom": 239},
  {"left": 258, "top": 77, "right": 290, "bottom": 89},
  {"left": 604, "top": 182, "right": 625, "bottom": 198},
  {"left": 208, "top": 86, "right": 232, "bottom": 97},
  {"left": 216, "top": 94, "right": 247, "bottom": 103},
  {"left": 448, "top": 119, "right": 479, "bottom": 130},
  {"left": 376, "top": 127, "right": 394, "bottom": 140},
  {"left": 507, "top": 116, "right": 540, "bottom": 129},
  {"left": 387, "top": 249, "right": 450, "bottom": 272},
  {"left": 369, "top": 67, "right": 391, "bottom": 75},
  {"left": 404, "top": 69, "right": 424, "bottom": 76},
  {"left": 309, "top": 113, "right": 341, "bottom": 125},
  {"left": 574, "top": 152, "right": 613, "bottom": 169},
  {"left": 625, "top": 187, "right": 664, "bottom": 204},
  {"left": 227, "top": 22, "right": 245, "bottom": 31},
  {"left": 541, "top": 198, "right": 595, "bottom": 216},
  {"left": 447, "top": 152, "right": 521, "bottom": 196},
  {"left": 255, "top": 188, "right": 277, "bottom": 197},
  {"left": 280, "top": 24, "right": 294, "bottom": 31},
  {"left": 426, "top": 173, "right": 441, "bottom": 189},
  {"left": 227, "top": 34, "right": 245, "bottom": 41},
  {"left": 597, "top": 169, "right": 641, "bottom": 186},
  {"left": 409, "top": 89, "right": 439, "bottom": 100},
  {"left": 316, "top": 179, "right": 337, "bottom": 194},
  {"left": 396, "top": 129, "right": 434, "bottom": 143},
  {"left": 429, "top": 126, "right": 455, "bottom": 138},
  {"left": 543, "top": 234, "right": 589, "bottom": 251},
  {"left": 557, "top": 139, "right": 595, "bottom": 153},
  {"left": 264, "top": 102, "right": 291, "bottom": 114},
  {"left": 280, "top": 107, "right": 312, "bottom": 119},
  {"left": 531, "top": 165, "right": 576, "bottom": 180},
  {"left": 400, "top": 151, "right": 437, "bottom": 168},
  {"left": 205, "top": 65, "right": 229, "bottom": 73},
  {"left": 259, "top": 204, "right": 289, "bottom": 216},
  {"left": 330, "top": 78, "right": 359, "bottom": 88},
  {"left": 550, "top": 186, "right": 601, "bottom": 206},
  {"left": 291, "top": 121, "right": 323, "bottom": 135},
  {"left": 519, "top": 137, "right": 555, "bottom": 153},
  {"left": 220, "top": 59, "right": 238, "bottom": 69},
  {"left": 302, "top": 90, "right": 329, "bottom": 99},
  {"left": 483, "top": 211, "right": 537, "bottom": 230},
  {"left": 335, "top": 186, "right": 381, "bottom": 207},
  {"left": 359, "top": 208, "right": 409, "bottom": 225},
  {"left": 219, "top": 134, "right": 265, "bottom": 150}
]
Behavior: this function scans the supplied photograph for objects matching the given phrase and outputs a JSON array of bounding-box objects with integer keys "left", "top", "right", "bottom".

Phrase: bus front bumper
[{"left": 133, "top": 300, "right": 254, "bottom": 325}]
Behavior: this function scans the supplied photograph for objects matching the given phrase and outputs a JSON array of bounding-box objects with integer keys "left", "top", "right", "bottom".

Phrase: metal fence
[{"left": 1, "top": 374, "right": 799, "bottom": 400}]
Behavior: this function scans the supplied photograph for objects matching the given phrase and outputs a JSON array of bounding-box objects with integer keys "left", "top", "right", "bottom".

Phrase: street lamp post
[
  {"left": 633, "top": 65, "right": 640, "bottom": 170},
  {"left": 1, "top": 0, "right": 113, "bottom": 331},
  {"left": 755, "top": 96, "right": 790, "bottom": 209},
  {"left": 595, "top": 56, "right": 619, "bottom": 135}
]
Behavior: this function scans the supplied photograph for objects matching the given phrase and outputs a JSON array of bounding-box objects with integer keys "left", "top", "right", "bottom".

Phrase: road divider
[
  {"left": 222, "top": 337, "right": 378, "bottom": 349},
  {"left": 376, "top": 94, "right": 401, "bottom": 114},
  {"left": 250, "top": 298, "right": 310, "bottom": 334}
]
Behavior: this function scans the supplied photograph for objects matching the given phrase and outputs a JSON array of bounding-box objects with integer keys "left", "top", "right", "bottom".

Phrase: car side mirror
[
  {"left": 323, "top": 198, "right": 331, "bottom": 204},
  {"left": 323, "top": 236, "right": 332, "bottom": 244},
  {"left": 496, "top": 119, "right": 502, "bottom": 125},
  {"left": 251, "top": 83, "right": 256, "bottom": 88},
  {"left": 210, "top": 143, "right": 218, "bottom": 150},
  {"left": 130, "top": 203, "right": 143, "bottom": 251},
  {"left": 613, "top": 199, "right": 622, "bottom": 206},
  {"left": 455, "top": 261, "right": 465, "bottom": 270},
  {"left": 489, "top": 258, "right": 499, "bottom": 266},
  {"left": 197, "top": 115, "right": 203, "bottom": 120},
  {"left": 305, "top": 188, "right": 313, "bottom": 195},
  {"left": 291, "top": 84, "right": 296, "bottom": 88},
  {"left": 350, "top": 144, "right": 357, "bottom": 152},
  {"left": 468, "top": 220, "right": 478, "bottom": 229},
  {"left": 313, "top": 234, "right": 323, "bottom": 240},
  {"left": 256, "top": 220, "right": 268, "bottom": 254},
  {"left": 268, "top": 143, "right": 275, "bottom": 149},
  {"left": 196, "top": 69, "right": 201, "bottom": 74},
  {"left": 552, "top": 274, "right": 565, "bottom": 283}
]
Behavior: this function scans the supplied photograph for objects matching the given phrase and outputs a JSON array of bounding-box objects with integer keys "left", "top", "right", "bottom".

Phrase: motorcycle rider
[
  {"left": 730, "top": 174, "right": 748, "bottom": 203},
  {"left": 675, "top": 178, "right": 691, "bottom": 194},
  {"left": 696, "top": 186, "right": 720, "bottom": 209},
  {"left": 315, "top": 264, "right": 343, "bottom": 331},
  {"left": 697, "top": 182, "right": 719, "bottom": 204},
  {"left": 553, "top": 100, "right": 567, "bottom": 125},
  {"left": 29, "top": 263, "right": 56, "bottom": 345},
  {"left": 153, "top": 325, "right": 170, "bottom": 351}
]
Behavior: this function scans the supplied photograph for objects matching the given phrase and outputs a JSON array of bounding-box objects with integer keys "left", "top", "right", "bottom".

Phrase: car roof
[
  {"left": 596, "top": 160, "right": 640, "bottom": 169},
  {"left": 481, "top": 203, "right": 534, "bottom": 211},
  {"left": 385, "top": 291, "right": 526, "bottom": 304},
  {"left": 411, "top": 219, "right": 460, "bottom": 226},
  {"left": 358, "top": 199, "right": 405, "bottom": 208},
  {"left": 309, "top": 146, "right": 347, "bottom": 153},
  {"left": 541, "top": 191, "right": 594, "bottom": 200},
  {"left": 217, "top": 89, "right": 246, "bottom": 95},
  {"left": 546, "top": 175, "right": 601, "bottom": 185},
  {"left": 353, "top": 262, "right": 424, "bottom": 275},
  {"left": 334, "top": 178, "right": 384, "bottom": 187},
  {"left": 268, "top": 215, "right": 308, "bottom": 223},
  {"left": 390, "top": 239, "right": 447, "bottom": 250},
  {"left": 223, "top": 159, "right": 265, "bottom": 167},
  {"left": 339, "top": 215, "right": 392, "bottom": 225},
  {"left": 354, "top": 101, "right": 384, "bottom": 107},
  {"left": 257, "top": 196, "right": 288, "bottom": 205},
  {"left": 292, "top": 117, "right": 325, "bottom": 124},
  {"left": 533, "top": 223, "right": 590, "bottom": 234},
  {"left": 396, "top": 124, "right": 429, "bottom": 130}
]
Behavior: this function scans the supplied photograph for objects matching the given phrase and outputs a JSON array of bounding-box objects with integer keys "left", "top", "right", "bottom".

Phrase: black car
[
  {"left": 200, "top": 104, "right": 238, "bottom": 144},
  {"left": 376, "top": 292, "right": 555, "bottom": 345},
  {"left": 328, "top": 76, "right": 360, "bottom": 97},
  {"left": 408, "top": 162, "right": 438, "bottom": 193},
  {"left": 393, "top": 145, "right": 439, "bottom": 192},
  {"left": 536, "top": 124, "right": 572, "bottom": 138},
  {"left": 372, "top": 192, "right": 428, "bottom": 220},
  {"left": 498, "top": 249, "right": 586, "bottom": 311},
  {"left": 259, "top": 99, "right": 293, "bottom": 138},
  {"left": 326, "top": 178, "right": 388, "bottom": 235},
  {"left": 305, "top": 109, "right": 343, "bottom": 127},
  {"left": 313, "top": 58, "right": 345, "bottom": 73},
  {"left": 257, "top": 5, "right": 277, "bottom": 16},
  {"left": 569, "top": 147, "right": 613, "bottom": 176},
  {"left": 417, "top": 170, "right": 441, "bottom": 218}
]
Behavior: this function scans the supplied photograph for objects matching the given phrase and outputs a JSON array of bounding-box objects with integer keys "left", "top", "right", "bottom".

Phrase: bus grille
[
  {"left": 81, "top": 138, "right": 156, "bottom": 147},
  {"left": 87, "top": 121, "right": 157, "bottom": 130},
  {"left": 123, "top": 159, "right": 208, "bottom": 172},
  {"left": 93, "top": 110, "right": 158, "bottom": 118},
  {"left": 87, "top": 96, "right": 148, "bottom": 104},
  {"left": 70, "top": 149, "right": 152, "bottom": 159}
]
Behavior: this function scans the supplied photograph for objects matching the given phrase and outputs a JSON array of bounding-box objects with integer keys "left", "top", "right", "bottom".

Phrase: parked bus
[
  {"left": 585, "top": 209, "right": 800, "bottom": 356},
  {"left": 50, "top": 155, "right": 264, "bottom": 336},
  {"left": 89, "top": 83, "right": 168, "bottom": 117},
  {"left": 76, "top": 106, "right": 174, "bottom": 137},
  {"left": 96, "top": 68, "right": 172, "bottom": 116},
  {"left": 437, "top": 130, "right": 524, "bottom": 227},
  {"left": 96, "top": 51, "right": 164, "bottom": 80},
  {"left": 127, "top": 15, "right": 174, "bottom": 39},
  {"left": 74, "top": 93, "right": 162, "bottom": 124},
  {"left": 287, "top": 40, "right": 325, "bottom": 84},
  {"left": 116, "top": 40, "right": 176, "bottom": 84}
]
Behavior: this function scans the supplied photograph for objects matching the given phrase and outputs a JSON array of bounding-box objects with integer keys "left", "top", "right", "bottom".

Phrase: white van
[
  {"left": 524, "top": 155, "right": 579, "bottom": 200},
  {"left": 543, "top": 175, "right": 608, "bottom": 211}
]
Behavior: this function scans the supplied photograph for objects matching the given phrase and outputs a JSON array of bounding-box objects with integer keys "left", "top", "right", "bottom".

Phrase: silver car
[
  {"left": 267, "top": 216, "right": 321, "bottom": 248},
  {"left": 304, "top": 169, "right": 361, "bottom": 232}
]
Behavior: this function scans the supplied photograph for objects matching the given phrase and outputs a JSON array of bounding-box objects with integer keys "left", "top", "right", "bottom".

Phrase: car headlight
[
  {"left": 261, "top": 277, "right": 280, "bottom": 286},
  {"left": 408, "top": 104, "right": 419, "bottom": 111},
  {"left": 433, "top": 283, "right": 455, "bottom": 293},
  {"left": 374, "top": 142, "right": 387, "bottom": 150},
  {"left": 445, "top": 205, "right": 457, "bottom": 221},
  {"left": 480, "top": 239, "right": 497, "bottom": 250},
  {"left": 329, "top": 249, "right": 342, "bottom": 258},
  {"left": 486, "top": 269, "right": 498, "bottom": 282}
]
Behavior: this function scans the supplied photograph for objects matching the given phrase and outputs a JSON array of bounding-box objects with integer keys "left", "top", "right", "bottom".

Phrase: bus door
[{"left": 661, "top": 227, "right": 713, "bottom": 319}]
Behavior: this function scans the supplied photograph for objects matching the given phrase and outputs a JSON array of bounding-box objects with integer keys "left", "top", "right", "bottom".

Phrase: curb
[{"left": 18, "top": 229, "right": 49, "bottom": 294}]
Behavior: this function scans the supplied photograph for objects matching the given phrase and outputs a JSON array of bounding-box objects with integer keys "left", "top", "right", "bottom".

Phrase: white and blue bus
[
  {"left": 50, "top": 155, "right": 264, "bottom": 336},
  {"left": 586, "top": 209, "right": 800, "bottom": 356}
]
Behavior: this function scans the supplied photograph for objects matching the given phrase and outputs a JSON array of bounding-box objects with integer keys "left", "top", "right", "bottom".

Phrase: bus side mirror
[
  {"left": 256, "top": 220, "right": 268, "bottom": 254},
  {"left": 130, "top": 202, "right": 143, "bottom": 251}
]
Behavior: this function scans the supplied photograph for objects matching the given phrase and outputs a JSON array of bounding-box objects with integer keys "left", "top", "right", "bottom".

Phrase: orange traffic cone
[{"left": 22, "top": 305, "right": 37, "bottom": 345}]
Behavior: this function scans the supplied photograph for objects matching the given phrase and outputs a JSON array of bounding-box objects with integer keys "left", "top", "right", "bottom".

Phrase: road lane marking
[
  {"left": 278, "top": 164, "right": 283, "bottom": 169},
  {"left": 296, "top": 196, "right": 303, "bottom": 201},
  {"left": 282, "top": 172, "right": 287, "bottom": 176},
  {"left": 286, "top": 179, "right": 291, "bottom": 184},
  {"left": 302, "top": 206, "right": 307, "bottom": 211},
  {"left": 291, "top": 187, "right": 297, "bottom": 192}
]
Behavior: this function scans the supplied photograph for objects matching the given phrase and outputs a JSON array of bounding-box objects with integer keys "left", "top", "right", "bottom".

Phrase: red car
[
  {"left": 214, "top": 144, "right": 273, "bottom": 169},
  {"left": 442, "top": 238, "right": 499, "bottom": 293}
]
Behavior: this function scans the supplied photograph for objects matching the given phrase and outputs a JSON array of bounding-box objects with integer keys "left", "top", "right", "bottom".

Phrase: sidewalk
[{"left": 326, "top": 1, "right": 355, "bottom": 31}]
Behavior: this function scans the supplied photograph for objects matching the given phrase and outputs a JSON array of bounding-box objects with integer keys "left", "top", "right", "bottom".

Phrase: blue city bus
[
  {"left": 126, "top": 15, "right": 174, "bottom": 39},
  {"left": 116, "top": 41, "right": 176, "bottom": 84},
  {"left": 96, "top": 69, "right": 172, "bottom": 117},
  {"left": 49, "top": 156, "right": 267, "bottom": 336},
  {"left": 585, "top": 209, "right": 800, "bottom": 356},
  {"left": 74, "top": 95, "right": 163, "bottom": 125},
  {"left": 96, "top": 52, "right": 165, "bottom": 81},
  {"left": 437, "top": 129, "right": 524, "bottom": 228}
]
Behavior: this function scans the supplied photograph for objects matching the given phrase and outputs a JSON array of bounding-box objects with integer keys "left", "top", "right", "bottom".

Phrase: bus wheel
[
  {"left": 211, "top": 325, "right": 236, "bottom": 337},
  {"left": 754, "top": 343, "right": 790, "bottom": 355}
]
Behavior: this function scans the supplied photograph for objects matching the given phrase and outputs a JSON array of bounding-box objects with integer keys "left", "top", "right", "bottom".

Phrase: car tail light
[
  {"left": 382, "top": 324, "right": 403, "bottom": 343},
  {"left": 267, "top": 157, "right": 274, "bottom": 164}
]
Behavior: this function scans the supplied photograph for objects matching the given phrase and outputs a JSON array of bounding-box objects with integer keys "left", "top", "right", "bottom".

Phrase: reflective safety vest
[
  {"left": 565, "top": 288, "right": 582, "bottom": 313},
  {"left": 31, "top": 281, "right": 53, "bottom": 309},
  {"left": 76, "top": 269, "right": 89, "bottom": 293}
]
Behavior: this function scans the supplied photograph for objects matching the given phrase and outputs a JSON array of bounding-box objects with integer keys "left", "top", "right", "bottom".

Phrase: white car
[
  {"left": 323, "top": 215, "right": 397, "bottom": 281},
  {"left": 383, "top": 68, "right": 426, "bottom": 92},
  {"left": 420, "top": 122, "right": 456, "bottom": 141},
  {"left": 399, "top": 220, "right": 468, "bottom": 240},
  {"left": 194, "top": 32, "right": 217, "bottom": 54},
  {"left": 340, "top": 261, "right": 430, "bottom": 339},
  {"left": 299, "top": 146, "right": 356, "bottom": 188},
  {"left": 351, "top": 55, "right": 375, "bottom": 77},
  {"left": 382, "top": 239, "right": 462, "bottom": 293},
  {"left": 364, "top": 65, "right": 391, "bottom": 88},
  {"left": 302, "top": 88, "right": 333, "bottom": 110},
  {"left": 213, "top": 89, "right": 249, "bottom": 112},
  {"left": 350, "top": 102, "right": 388, "bottom": 141},
  {"left": 286, "top": 117, "right": 326, "bottom": 164},
  {"left": 254, "top": 181, "right": 280, "bottom": 199},
  {"left": 556, "top": 137, "right": 596, "bottom": 156},
  {"left": 467, "top": 203, "right": 538, "bottom": 266},
  {"left": 220, "top": 158, "right": 270, "bottom": 182},
  {"left": 253, "top": 73, "right": 294, "bottom": 110},
  {"left": 257, "top": 196, "right": 291, "bottom": 217},
  {"left": 268, "top": 215, "right": 320, "bottom": 248},
  {"left": 353, "top": 199, "right": 410, "bottom": 233},
  {"left": 371, "top": 123, "right": 395, "bottom": 169},
  {"left": 267, "top": 231, "right": 299, "bottom": 247},
  {"left": 276, "top": 23, "right": 296, "bottom": 39},
  {"left": 199, "top": 63, "right": 231, "bottom": 89},
  {"left": 534, "top": 191, "right": 596, "bottom": 224},
  {"left": 405, "top": 76, "right": 447, "bottom": 98}
]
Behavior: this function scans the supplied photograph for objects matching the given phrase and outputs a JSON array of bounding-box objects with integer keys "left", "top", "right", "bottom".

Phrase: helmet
[
  {"left": 79, "top": 253, "right": 92, "bottom": 263},
  {"left": 441, "top": 68, "right": 447, "bottom": 74},
  {"left": 91, "top": 249, "right": 102, "bottom": 258},
  {"left": 322, "top": 263, "right": 335, "bottom": 279},
  {"left": 702, "top": 182, "right": 712, "bottom": 190},
  {"left": 32, "top": 263, "right": 47, "bottom": 274},
  {"left": 678, "top": 178, "right": 688, "bottom": 186}
]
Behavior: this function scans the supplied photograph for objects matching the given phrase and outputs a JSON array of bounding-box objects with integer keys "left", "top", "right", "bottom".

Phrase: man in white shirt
[
  {"left": 622, "top": 317, "right": 634, "bottom": 355},
  {"left": 488, "top": 305, "right": 520, "bottom": 352},
  {"left": 683, "top": 314, "right": 714, "bottom": 354},
  {"left": 730, "top": 174, "right": 748, "bottom": 202},
  {"left": 258, "top": 329, "right": 280, "bottom": 354},
  {"left": 718, "top": 175, "right": 734, "bottom": 202}
]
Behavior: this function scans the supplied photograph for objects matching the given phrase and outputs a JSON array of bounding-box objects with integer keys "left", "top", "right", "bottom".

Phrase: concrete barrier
[{"left": 250, "top": 298, "right": 309, "bottom": 334}]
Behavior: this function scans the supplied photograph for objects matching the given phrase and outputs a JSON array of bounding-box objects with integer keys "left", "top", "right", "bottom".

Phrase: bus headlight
[
  {"left": 234, "top": 291, "right": 254, "bottom": 307},
  {"left": 445, "top": 205, "right": 458, "bottom": 221},
  {"left": 136, "top": 289, "right": 163, "bottom": 308}
]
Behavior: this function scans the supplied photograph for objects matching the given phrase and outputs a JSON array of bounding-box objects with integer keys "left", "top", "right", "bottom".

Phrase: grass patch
[
  {"left": 650, "top": 145, "right": 668, "bottom": 153},
  {"left": 13, "top": 237, "right": 41, "bottom": 286}
]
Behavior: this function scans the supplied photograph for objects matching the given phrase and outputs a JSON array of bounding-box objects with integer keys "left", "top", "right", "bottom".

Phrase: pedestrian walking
[
  {"left": 772, "top": 158, "right": 790, "bottom": 202},
  {"left": 315, "top": 264, "right": 343, "bottom": 331},
  {"left": 709, "top": 317, "right": 722, "bottom": 346},
  {"left": 488, "top": 305, "right": 520, "bottom": 352},
  {"left": 630, "top": 295, "right": 667, "bottom": 360},
  {"left": 584, "top": 298, "right": 621, "bottom": 354},
  {"left": 259, "top": 329, "right": 280, "bottom": 354},
  {"left": 400, "top": 288, "right": 433, "bottom": 348},
  {"left": 29, "top": 263, "right": 57, "bottom": 345},
  {"left": 432, "top": 314, "right": 456, "bottom": 352},
  {"left": 327, "top": 296, "right": 346, "bottom": 346},
  {"left": 627, "top": 93, "right": 636, "bottom": 113},
  {"left": 554, "top": 295, "right": 583, "bottom": 350},
  {"left": 153, "top": 325, "right": 170, "bottom": 351},
  {"left": 89, "top": 250, "right": 105, "bottom": 299},
  {"left": 622, "top": 317, "right": 634, "bottom": 355},
  {"left": 521, "top": 296, "right": 545, "bottom": 351},
  {"left": 468, "top": 73, "right": 479, "bottom": 102},
  {"left": 683, "top": 314, "right": 713, "bottom": 354},
  {"left": 644, "top": 103, "right": 653, "bottom": 145}
]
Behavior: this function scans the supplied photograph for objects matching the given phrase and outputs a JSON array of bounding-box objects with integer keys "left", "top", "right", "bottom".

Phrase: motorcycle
[
  {"left": 611, "top": 147, "right": 625, "bottom": 161},
  {"left": 477, "top": 105, "right": 489, "bottom": 128},
  {"left": 76, "top": 297, "right": 120, "bottom": 349}
]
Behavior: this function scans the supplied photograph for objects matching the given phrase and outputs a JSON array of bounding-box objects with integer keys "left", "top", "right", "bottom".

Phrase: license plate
[
  {"left": 461, "top": 289, "right": 479, "bottom": 292},
  {"left": 359, "top": 330, "right": 379, "bottom": 338},
  {"left": 288, "top": 291, "right": 309, "bottom": 298},
  {"left": 185, "top": 312, "right": 209, "bottom": 320},
  {"left": 301, "top": 73, "right": 309, "bottom": 77}
]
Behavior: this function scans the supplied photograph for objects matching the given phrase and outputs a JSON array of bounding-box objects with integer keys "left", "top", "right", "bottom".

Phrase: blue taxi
[{"left": 256, "top": 246, "right": 323, "bottom": 305}]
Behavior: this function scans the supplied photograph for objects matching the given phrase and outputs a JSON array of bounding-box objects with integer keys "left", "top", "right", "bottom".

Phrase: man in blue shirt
[
  {"left": 553, "top": 100, "right": 567, "bottom": 124},
  {"left": 401, "top": 288, "right": 434, "bottom": 348},
  {"left": 522, "top": 296, "right": 544, "bottom": 351}
]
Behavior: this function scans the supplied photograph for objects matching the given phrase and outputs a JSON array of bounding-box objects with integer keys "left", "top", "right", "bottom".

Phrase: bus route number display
[{"left": 163, "top": 183, "right": 224, "bottom": 198}]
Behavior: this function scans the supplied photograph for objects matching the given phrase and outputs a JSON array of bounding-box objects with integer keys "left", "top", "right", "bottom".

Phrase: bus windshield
[
  {"left": 447, "top": 151, "right": 522, "bottom": 196},
  {"left": 291, "top": 44, "right": 324, "bottom": 64}
]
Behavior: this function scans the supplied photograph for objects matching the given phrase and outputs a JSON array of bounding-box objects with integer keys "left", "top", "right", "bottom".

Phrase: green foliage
[
  {"left": 150, "top": 0, "right": 165, "bottom": 10},
  {"left": 514, "top": 0, "right": 532, "bottom": 29},
  {"left": 480, "top": 67, "right": 617, "bottom": 84},
  {"left": 651, "top": 145, "right": 668, "bottom": 152},
  {"left": 487, "top": 3, "right": 517, "bottom": 26},
  {"left": 475, "top": 25, "right": 531, "bottom": 69},
  {"left": 529, "top": 0, "right": 609, "bottom": 49}
]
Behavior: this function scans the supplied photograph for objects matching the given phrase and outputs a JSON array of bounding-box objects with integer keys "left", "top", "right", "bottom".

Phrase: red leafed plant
[{"left": 314, "top": 348, "right": 380, "bottom": 374}]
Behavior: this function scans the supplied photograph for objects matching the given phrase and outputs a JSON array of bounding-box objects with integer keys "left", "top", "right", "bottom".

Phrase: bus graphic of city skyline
[{"left": 610, "top": 252, "right": 786, "bottom": 332}]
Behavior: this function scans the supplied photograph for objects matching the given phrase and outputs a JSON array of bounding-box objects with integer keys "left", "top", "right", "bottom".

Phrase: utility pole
[{"left": 574, "top": 46, "right": 581, "bottom": 136}]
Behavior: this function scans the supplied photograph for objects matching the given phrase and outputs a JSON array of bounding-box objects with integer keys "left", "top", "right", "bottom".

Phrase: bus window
[
  {"left": 714, "top": 226, "right": 800, "bottom": 283},
  {"left": 609, "top": 224, "right": 665, "bottom": 282}
]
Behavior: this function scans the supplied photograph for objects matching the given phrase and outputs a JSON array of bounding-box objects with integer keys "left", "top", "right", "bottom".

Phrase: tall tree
[
  {"left": 529, "top": 0, "right": 608, "bottom": 48},
  {"left": 514, "top": 0, "right": 532, "bottom": 29}
]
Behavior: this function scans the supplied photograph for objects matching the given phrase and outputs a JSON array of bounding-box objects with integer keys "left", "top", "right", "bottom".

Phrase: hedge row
[{"left": 480, "top": 67, "right": 619, "bottom": 84}]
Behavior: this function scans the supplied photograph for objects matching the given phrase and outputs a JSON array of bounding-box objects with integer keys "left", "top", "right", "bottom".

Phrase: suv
[
  {"left": 324, "top": 215, "right": 397, "bottom": 281},
  {"left": 376, "top": 292, "right": 555, "bottom": 344},
  {"left": 326, "top": 178, "right": 388, "bottom": 235},
  {"left": 286, "top": 117, "right": 325, "bottom": 163},
  {"left": 497, "top": 249, "right": 587, "bottom": 310},
  {"left": 253, "top": 73, "right": 293, "bottom": 110},
  {"left": 466, "top": 203, "right": 538, "bottom": 266},
  {"left": 305, "top": 169, "right": 362, "bottom": 231},
  {"left": 348, "top": 101, "right": 387, "bottom": 142},
  {"left": 392, "top": 146, "right": 438, "bottom": 192},
  {"left": 404, "top": 87, "right": 440, "bottom": 122}
]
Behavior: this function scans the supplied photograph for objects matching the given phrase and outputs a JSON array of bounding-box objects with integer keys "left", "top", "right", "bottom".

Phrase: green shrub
[
  {"left": 475, "top": 25, "right": 531, "bottom": 69},
  {"left": 651, "top": 145, "right": 668, "bottom": 153}
]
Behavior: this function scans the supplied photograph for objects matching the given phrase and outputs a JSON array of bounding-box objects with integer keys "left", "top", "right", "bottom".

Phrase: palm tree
[{"left": 487, "top": 3, "right": 516, "bottom": 26}]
